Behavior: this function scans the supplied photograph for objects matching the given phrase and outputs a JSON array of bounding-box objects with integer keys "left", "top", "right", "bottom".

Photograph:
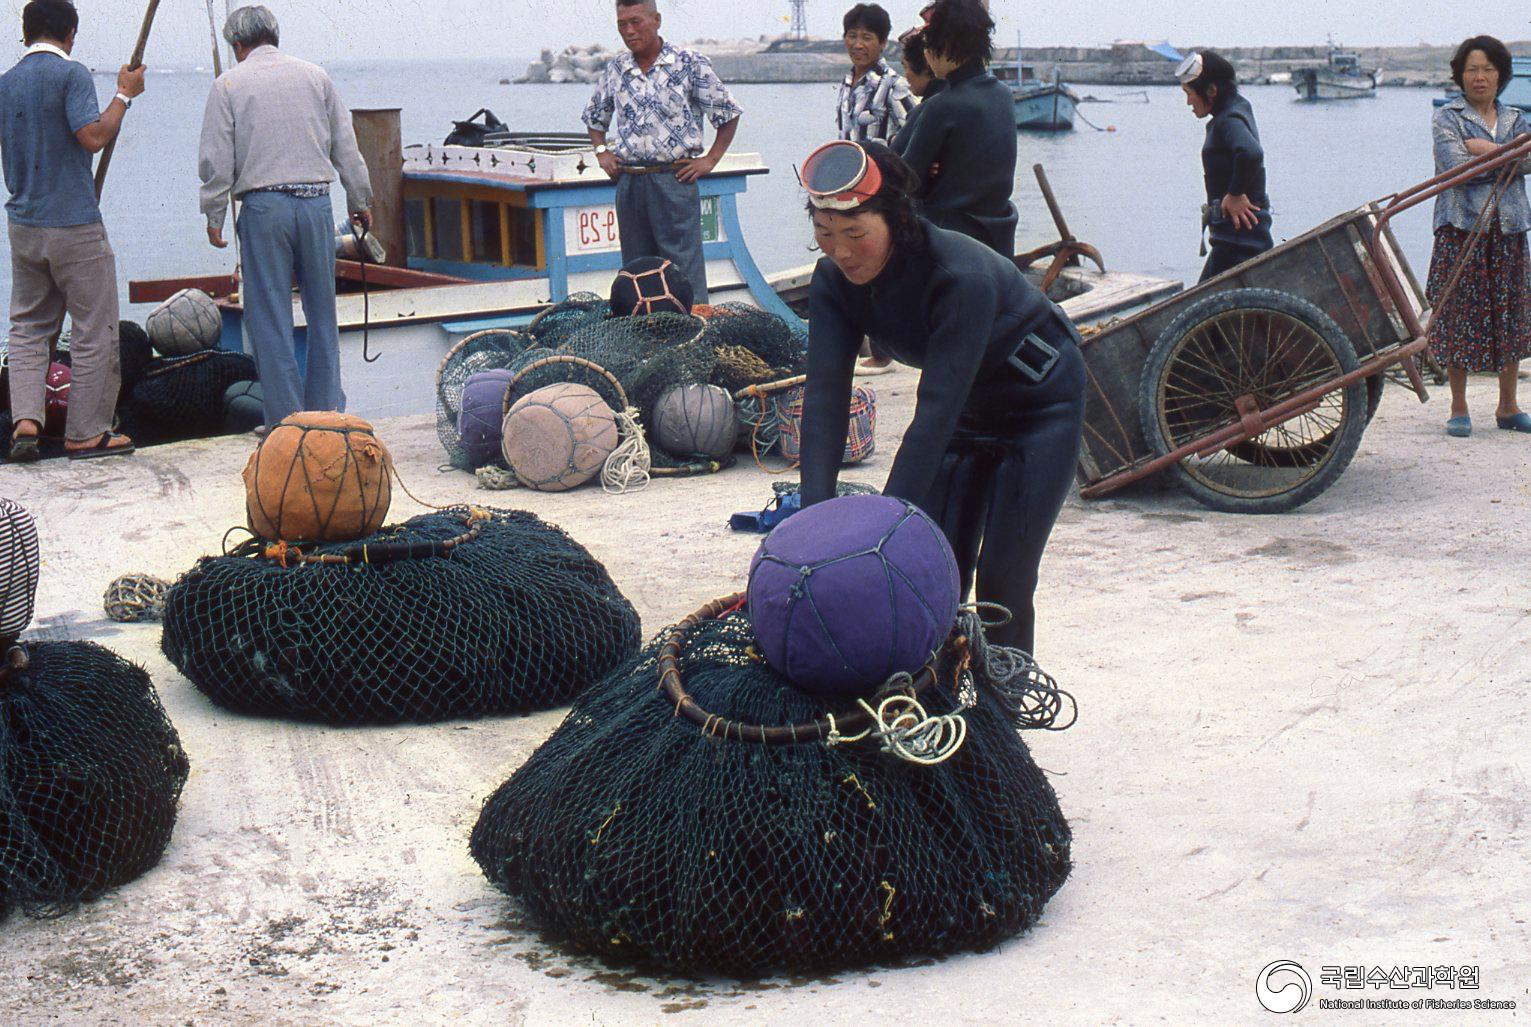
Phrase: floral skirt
[{"left": 1425, "top": 224, "right": 1531, "bottom": 372}]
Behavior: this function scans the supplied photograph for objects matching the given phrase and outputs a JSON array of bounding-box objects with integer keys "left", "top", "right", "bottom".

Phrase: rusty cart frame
[{"left": 1072, "top": 134, "right": 1531, "bottom": 514}]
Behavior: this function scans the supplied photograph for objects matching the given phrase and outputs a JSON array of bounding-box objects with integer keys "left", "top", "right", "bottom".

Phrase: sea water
[{"left": 12, "top": 63, "right": 1443, "bottom": 320}]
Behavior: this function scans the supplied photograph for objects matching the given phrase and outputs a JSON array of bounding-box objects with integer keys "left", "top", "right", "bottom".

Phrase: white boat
[{"left": 1293, "top": 47, "right": 1378, "bottom": 101}]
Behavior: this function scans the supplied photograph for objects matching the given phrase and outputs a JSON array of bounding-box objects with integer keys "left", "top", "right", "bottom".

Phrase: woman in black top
[
  {"left": 890, "top": 28, "right": 944, "bottom": 155},
  {"left": 1179, "top": 51, "right": 1273, "bottom": 282},
  {"left": 799, "top": 142, "right": 1084, "bottom": 654},
  {"left": 892, "top": 0, "right": 1018, "bottom": 258}
]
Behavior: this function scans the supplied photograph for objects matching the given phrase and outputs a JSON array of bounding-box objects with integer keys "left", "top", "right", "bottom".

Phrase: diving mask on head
[
  {"left": 802, "top": 140, "right": 884, "bottom": 212},
  {"left": 1175, "top": 53, "right": 1204, "bottom": 85}
]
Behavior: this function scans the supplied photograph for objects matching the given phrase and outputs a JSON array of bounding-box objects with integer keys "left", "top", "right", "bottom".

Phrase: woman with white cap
[{"left": 1178, "top": 50, "right": 1273, "bottom": 282}]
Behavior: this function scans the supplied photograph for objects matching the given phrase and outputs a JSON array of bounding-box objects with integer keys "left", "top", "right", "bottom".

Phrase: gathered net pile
[
  {"left": 160, "top": 507, "right": 642, "bottom": 725},
  {"left": 0, "top": 642, "right": 189, "bottom": 922},
  {"left": 700, "top": 303, "right": 807, "bottom": 393},
  {"left": 120, "top": 350, "right": 258, "bottom": 444},
  {"left": 470, "top": 608, "right": 1072, "bottom": 974},
  {"left": 435, "top": 330, "right": 539, "bottom": 470}
]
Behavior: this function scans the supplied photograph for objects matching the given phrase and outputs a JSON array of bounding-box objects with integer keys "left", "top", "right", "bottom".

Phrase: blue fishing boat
[
  {"left": 132, "top": 122, "right": 804, "bottom": 418},
  {"left": 1433, "top": 56, "right": 1531, "bottom": 112},
  {"left": 993, "top": 63, "right": 1079, "bottom": 131}
]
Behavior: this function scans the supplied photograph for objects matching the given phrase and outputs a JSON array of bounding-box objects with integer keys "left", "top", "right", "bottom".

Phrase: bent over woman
[{"left": 798, "top": 141, "right": 1085, "bottom": 654}]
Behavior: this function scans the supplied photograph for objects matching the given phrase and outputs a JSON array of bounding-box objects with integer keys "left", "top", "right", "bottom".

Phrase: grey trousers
[
  {"left": 614, "top": 171, "right": 709, "bottom": 304},
  {"left": 6, "top": 221, "right": 121, "bottom": 441},
  {"left": 236, "top": 191, "right": 345, "bottom": 426}
]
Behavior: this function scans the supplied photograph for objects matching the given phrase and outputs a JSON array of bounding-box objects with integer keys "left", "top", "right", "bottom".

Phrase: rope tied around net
[
  {"left": 656, "top": 593, "right": 1028, "bottom": 766},
  {"left": 223, "top": 507, "right": 494, "bottom": 568}
]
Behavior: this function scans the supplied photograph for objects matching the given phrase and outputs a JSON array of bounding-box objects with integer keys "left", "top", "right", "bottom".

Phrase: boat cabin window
[
  {"left": 403, "top": 188, "right": 543, "bottom": 270},
  {"left": 433, "top": 198, "right": 464, "bottom": 263},
  {"left": 405, "top": 198, "right": 428, "bottom": 258},
  {"left": 469, "top": 200, "right": 502, "bottom": 262}
]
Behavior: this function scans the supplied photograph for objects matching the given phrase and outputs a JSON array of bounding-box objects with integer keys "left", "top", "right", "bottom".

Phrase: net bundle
[
  {"left": 160, "top": 507, "right": 642, "bottom": 725},
  {"left": 470, "top": 603, "right": 1073, "bottom": 975},
  {"left": 120, "top": 350, "right": 258, "bottom": 444},
  {"left": 0, "top": 642, "right": 189, "bottom": 922},
  {"left": 700, "top": 303, "right": 807, "bottom": 393},
  {"left": 435, "top": 330, "right": 538, "bottom": 470}
]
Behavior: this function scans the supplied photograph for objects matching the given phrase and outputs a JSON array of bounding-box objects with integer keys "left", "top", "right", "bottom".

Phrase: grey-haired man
[{"left": 198, "top": 4, "right": 372, "bottom": 429}]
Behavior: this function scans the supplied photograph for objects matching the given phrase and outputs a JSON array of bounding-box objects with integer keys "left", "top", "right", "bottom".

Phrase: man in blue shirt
[
  {"left": 583, "top": 0, "right": 742, "bottom": 304},
  {"left": 1, "top": 0, "right": 144, "bottom": 461}
]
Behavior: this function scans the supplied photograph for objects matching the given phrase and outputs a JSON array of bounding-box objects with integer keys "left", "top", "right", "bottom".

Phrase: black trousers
[
  {"left": 916, "top": 320, "right": 1086, "bottom": 655},
  {"left": 1200, "top": 216, "right": 1274, "bottom": 283}
]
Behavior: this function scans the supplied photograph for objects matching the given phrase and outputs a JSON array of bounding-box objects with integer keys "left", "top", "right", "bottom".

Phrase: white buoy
[{"left": 147, "top": 288, "right": 222, "bottom": 356}]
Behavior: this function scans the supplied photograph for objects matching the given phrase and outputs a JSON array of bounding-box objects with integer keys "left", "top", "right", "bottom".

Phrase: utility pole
[{"left": 789, "top": 0, "right": 808, "bottom": 42}]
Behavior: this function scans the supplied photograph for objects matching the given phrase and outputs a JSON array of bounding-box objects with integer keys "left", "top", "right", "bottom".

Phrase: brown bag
[{"left": 243, "top": 412, "right": 393, "bottom": 543}]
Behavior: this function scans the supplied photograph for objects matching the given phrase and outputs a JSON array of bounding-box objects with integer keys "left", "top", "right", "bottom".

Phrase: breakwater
[{"left": 518, "top": 39, "right": 1528, "bottom": 87}]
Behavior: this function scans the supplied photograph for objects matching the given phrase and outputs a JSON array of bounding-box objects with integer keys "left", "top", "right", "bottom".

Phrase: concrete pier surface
[{"left": 0, "top": 370, "right": 1528, "bottom": 1024}]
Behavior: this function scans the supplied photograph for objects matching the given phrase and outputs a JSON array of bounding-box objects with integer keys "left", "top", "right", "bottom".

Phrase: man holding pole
[{"left": 0, "top": 0, "right": 144, "bottom": 461}]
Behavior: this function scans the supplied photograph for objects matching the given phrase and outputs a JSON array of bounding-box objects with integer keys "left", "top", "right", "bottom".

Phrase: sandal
[
  {"left": 7, "top": 431, "right": 40, "bottom": 463},
  {"left": 66, "top": 431, "right": 135, "bottom": 460},
  {"left": 1445, "top": 415, "right": 1472, "bottom": 438},
  {"left": 1494, "top": 412, "right": 1531, "bottom": 433}
]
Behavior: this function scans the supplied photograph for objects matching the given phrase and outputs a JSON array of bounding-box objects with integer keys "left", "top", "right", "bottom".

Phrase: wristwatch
[
  {"left": 594, "top": 144, "right": 609, "bottom": 155},
  {"left": 115, "top": 92, "right": 132, "bottom": 110}
]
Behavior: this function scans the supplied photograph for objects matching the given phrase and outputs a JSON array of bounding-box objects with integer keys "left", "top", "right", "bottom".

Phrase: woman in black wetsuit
[
  {"left": 1179, "top": 50, "right": 1273, "bottom": 282},
  {"left": 798, "top": 141, "right": 1084, "bottom": 654},
  {"left": 891, "top": 0, "right": 1018, "bottom": 258}
]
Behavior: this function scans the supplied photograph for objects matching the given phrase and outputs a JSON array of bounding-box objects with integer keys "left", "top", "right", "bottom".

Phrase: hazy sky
[{"left": 6, "top": 1, "right": 1528, "bottom": 67}]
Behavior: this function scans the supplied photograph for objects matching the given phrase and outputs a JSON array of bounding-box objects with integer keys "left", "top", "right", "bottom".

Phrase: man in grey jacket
[{"left": 198, "top": 5, "right": 373, "bottom": 429}]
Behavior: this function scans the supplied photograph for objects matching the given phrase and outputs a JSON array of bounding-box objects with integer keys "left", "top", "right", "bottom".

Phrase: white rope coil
[{"left": 601, "top": 407, "right": 652, "bottom": 495}]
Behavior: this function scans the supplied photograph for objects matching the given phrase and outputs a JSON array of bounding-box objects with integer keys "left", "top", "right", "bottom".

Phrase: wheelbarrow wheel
[{"left": 1139, "top": 287, "right": 1369, "bottom": 514}]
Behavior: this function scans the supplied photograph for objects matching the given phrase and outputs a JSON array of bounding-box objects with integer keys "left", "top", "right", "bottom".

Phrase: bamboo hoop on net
[
  {"left": 435, "top": 328, "right": 529, "bottom": 403},
  {"left": 656, "top": 593, "right": 970, "bottom": 747},
  {"left": 734, "top": 375, "right": 808, "bottom": 473},
  {"left": 504, "top": 354, "right": 652, "bottom": 494}
]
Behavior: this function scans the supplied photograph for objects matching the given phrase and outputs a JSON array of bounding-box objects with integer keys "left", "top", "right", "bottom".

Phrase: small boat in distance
[
  {"left": 1292, "top": 45, "right": 1379, "bottom": 101},
  {"left": 1433, "top": 55, "right": 1531, "bottom": 113},
  {"left": 993, "top": 63, "right": 1079, "bottom": 131}
]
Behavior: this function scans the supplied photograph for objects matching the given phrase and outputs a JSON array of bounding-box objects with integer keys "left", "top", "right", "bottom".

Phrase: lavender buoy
[{"left": 747, "top": 494, "right": 960, "bottom": 696}]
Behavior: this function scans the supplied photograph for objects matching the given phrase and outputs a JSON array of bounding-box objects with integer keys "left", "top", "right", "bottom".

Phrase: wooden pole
[
  {"left": 206, "top": 0, "right": 223, "bottom": 77},
  {"left": 352, "top": 109, "right": 406, "bottom": 267},
  {"left": 93, "top": 0, "right": 162, "bottom": 201}
]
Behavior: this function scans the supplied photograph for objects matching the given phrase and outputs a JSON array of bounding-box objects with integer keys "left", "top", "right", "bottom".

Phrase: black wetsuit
[
  {"left": 1200, "top": 92, "right": 1273, "bottom": 282},
  {"left": 896, "top": 63, "right": 1019, "bottom": 258},
  {"left": 890, "top": 79, "right": 946, "bottom": 155},
  {"left": 801, "top": 221, "right": 1085, "bottom": 654}
]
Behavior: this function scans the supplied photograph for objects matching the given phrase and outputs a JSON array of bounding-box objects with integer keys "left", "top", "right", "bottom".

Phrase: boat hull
[
  {"left": 1014, "top": 85, "right": 1078, "bottom": 130},
  {"left": 1293, "top": 70, "right": 1377, "bottom": 101}
]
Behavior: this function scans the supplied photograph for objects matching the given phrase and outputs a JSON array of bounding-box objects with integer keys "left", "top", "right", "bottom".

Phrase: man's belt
[{"left": 618, "top": 162, "right": 688, "bottom": 175}]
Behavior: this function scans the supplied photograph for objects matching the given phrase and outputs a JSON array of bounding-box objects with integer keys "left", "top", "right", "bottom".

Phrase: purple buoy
[
  {"left": 747, "top": 494, "right": 960, "bottom": 697},
  {"left": 457, "top": 369, "right": 516, "bottom": 466}
]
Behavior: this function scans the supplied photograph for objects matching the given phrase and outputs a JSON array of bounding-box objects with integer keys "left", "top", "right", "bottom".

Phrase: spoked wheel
[{"left": 1139, "top": 288, "right": 1369, "bottom": 514}]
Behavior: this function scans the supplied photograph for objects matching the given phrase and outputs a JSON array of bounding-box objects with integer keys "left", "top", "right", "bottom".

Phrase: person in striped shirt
[{"left": 836, "top": 5, "right": 915, "bottom": 147}]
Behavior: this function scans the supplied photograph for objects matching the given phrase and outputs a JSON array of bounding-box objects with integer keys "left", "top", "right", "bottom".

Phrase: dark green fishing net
[
  {"left": 160, "top": 508, "right": 642, "bottom": 725},
  {"left": 470, "top": 610, "right": 1072, "bottom": 975},
  {"left": 0, "top": 642, "right": 189, "bottom": 922},
  {"left": 120, "top": 350, "right": 258, "bottom": 445}
]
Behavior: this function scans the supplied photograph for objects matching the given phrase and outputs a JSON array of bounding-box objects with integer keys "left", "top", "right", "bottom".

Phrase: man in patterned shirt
[
  {"left": 583, "top": 0, "right": 742, "bottom": 304},
  {"left": 836, "top": 4, "right": 915, "bottom": 146}
]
